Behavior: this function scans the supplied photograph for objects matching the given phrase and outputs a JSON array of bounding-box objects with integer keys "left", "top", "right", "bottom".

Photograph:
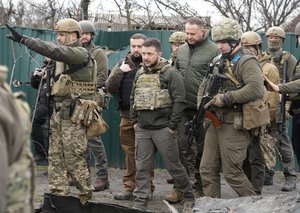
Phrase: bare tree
[
  {"left": 0, "top": 0, "right": 14, "bottom": 25},
  {"left": 202, "top": 0, "right": 300, "bottom": 31},
  {"left": 81, "top": 0, "right": 90, "bottom": 20}
]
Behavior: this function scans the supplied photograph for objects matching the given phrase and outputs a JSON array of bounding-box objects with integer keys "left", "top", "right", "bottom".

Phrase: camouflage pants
[
  {"left": 265, "top": 121, "right": 296, "bottom": 179},
  {"left": 86, "top": 137, "right": 108, "bottom": 179},
  {"left": 48, "top": 108, "right": 92, "bottom": 197}
]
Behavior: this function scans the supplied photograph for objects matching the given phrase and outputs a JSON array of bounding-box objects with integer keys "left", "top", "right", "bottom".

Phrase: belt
[{"left": 215, "top": 111, "right": 241, "bottom": 123}]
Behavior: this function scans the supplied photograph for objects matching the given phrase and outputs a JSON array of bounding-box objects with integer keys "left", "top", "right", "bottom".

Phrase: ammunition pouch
[
  {"left": 86, "top": 109, "right": 109, "bottom": 138},
  {"left": 51, "top": 74, "right": 96, "bottom": 97},
  {"left": 51, "top": 74, "right": 72, "bottom": 96},
  {"left": 70, "top": 99, "right": 98, "bottom": 127},
  {"left": 242, "top": 97, "right": 270, "bottom": 130}
]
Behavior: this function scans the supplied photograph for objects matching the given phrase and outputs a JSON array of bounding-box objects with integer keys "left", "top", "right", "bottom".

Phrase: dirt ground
[{"left": 34, "top": 166, "right": 300, "bottom": 213}]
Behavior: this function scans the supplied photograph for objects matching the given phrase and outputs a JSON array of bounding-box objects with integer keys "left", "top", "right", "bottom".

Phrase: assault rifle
[
  {"left": 185, "top": 73, "right": 229, "bottom": 145},
  {"left": 277, "top": 60, "right": 288, "bottom": 135}
]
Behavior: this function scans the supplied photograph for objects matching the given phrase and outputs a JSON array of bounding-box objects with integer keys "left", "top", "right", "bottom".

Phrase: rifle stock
[{"left": 185, "top": 73, "right": 229, "bottom": 145}]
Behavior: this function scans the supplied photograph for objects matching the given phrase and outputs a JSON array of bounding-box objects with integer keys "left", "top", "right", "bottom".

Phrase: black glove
[{"left": 6, "top": 24, "right": 27, "bottom": 44}]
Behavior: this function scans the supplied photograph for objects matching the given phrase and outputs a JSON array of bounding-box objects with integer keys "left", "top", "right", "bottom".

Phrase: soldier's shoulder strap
[{"left": 281, "top": 51, "right": 291, "bottom": 63}]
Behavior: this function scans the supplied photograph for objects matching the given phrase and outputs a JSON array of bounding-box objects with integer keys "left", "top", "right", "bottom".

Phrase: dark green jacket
[
  {"left": 130, "top": 59, "right": 186, "bottom": 130},
  {"left": 84, "top": 42, "right": 108, "bottom": 87},
  {"left": 224, "top": 47, "right": 265, "bottom": 105},
  {"left": 175, "top": 32, "right": 219, "bottom": 109},
  {"left": 279, "top": 79, "right": 300, "bottom": 94}
]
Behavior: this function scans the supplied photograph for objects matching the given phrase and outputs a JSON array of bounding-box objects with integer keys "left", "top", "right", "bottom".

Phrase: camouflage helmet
[
  {"left": 79, "top": 20, "right": 96, "bottom": 35},
  {"left": 169, "top": 31, "right": 187, "bottom": 44},
  {"left": 212, "top": 18, "right": 242, "bottom": 42},
  {"left": 241, "top": 31, "right": 262, "bottom": 46},
  {"left": 294, "top": 22, "right": 300, "bottom": 36},
  {"left": 265, "top": 26, "right": 285, "bottom": 39},
  {"left": 54, "top": 18, "right": 81, "bottom": 35}
]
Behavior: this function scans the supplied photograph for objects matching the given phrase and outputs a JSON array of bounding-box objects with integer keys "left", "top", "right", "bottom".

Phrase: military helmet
[
  {"left": 295, "top": 22, "right": 300, "bottom": 36},
  {"left": 241, "top": 31, "right": 262, "bottom": 46},
  {"left": 211, "top": 18, "right": 242, "bottom": 42},
  {"left": 54, "top": 18, "right": 81, "bottom": 35},
  {"left": 169, "top": 31, "right": 187, "bottom": 44},
  {"left": 79, "top": 20, "right": 96, "bottom": 35},
  {"left": 265, "top": 26, "right": 285, "bottom": 39}
]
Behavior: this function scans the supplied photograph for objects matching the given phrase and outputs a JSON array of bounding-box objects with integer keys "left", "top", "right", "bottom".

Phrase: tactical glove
[
  {"left": 6, "top": 24, "right": 28, "bottom": 44},
  {"left": 204, "top": 93, "right": 225, "bottom": 109}
]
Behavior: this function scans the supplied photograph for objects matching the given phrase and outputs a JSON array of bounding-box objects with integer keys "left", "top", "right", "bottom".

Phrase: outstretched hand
[
  {"left": 6, "top": 24, "right": 27, "bottom": 44},
  {"left": 263, "top": 75, "right": 279, "bottom": 92}
]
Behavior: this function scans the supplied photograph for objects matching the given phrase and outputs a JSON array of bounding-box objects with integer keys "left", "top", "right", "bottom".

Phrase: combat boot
[
  {"left": 194, "top": 190, "right": 204, "bottom": 199},
  {"left": 263, "top": 170, "right": 274, "bottom": 186},
  {"left": 132, "top": 197, "right": 148, "bottom": 211},
  {"left": 93, "top": 178, "right": 109, "bottom": 192},
  {"left": 114, "top": 191, "right": 134, "bottom": 200},
  {"left": 282, "top": 177, "right": 296, "bottom": 191},
  {"left": 182, "top": 200, "right": 195, "bottom": 213},
  {"left": 164, "top": 189, "right": 183, "bottom": 203}
]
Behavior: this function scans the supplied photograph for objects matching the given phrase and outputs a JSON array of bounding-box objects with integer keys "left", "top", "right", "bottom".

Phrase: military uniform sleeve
[
  {"left": 0, "top": 90, "right": 23, "bottom": 213},
  {"left": 279, "top": 79, "right": 300, "bottom": 94},
  {"left": 226, "top": 58, "right": 264, "bottom": 104},
  {"left": 105, "top": 61, "right": 124, "bottom": 94},
  {"left": 287, "top": 54, "right": 297, "bottom": 81},
  {"left": 25, "top": 38, "right": 89, "bottom": 65},
  {"left": 92, "top": 49, "right": 108, "bottom": 87},
  {"left": 167, "top": 69, "right": 186, "bottom": 130},
  {"left": 0, "top": 110, "right": 8, "bottom": 213}
]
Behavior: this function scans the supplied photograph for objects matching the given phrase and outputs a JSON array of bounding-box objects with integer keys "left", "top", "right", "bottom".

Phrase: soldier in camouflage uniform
[
  {"left": 130, "top": 38, "right": 195, "bottom": 212},
  {"left": 79, "top": 20, "right": 110, "bottom": 192},
  {"left": 168, "top": 31, "right": 187, "bottom": 66},
  {"left": 0, "top": 65, "right": 34, "bottom": 213},
  {"left": 259, "top": 26, "right": 298, "bottom": 191},
  {"left": 265, "top": 23, "right": 300, "bottom": 168},
  {"left": 200, "top": 18, "right": 264, "bottom": 198},
  {"left": 6, "top": 18, "right": 95, "bottom": 202},
  {"left": 240, "top": 31, "right": 280, "bottom": 194}
]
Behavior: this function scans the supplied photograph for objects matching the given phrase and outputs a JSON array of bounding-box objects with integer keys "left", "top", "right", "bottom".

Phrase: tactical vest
[
  {"left": 133, "top": 66, "right": 173, "bottom": 110},
  {"left": 119, "top": 66, "right": 138, "bottom": 110},
  {"left": 51, "top": 57, "right": 97, "bottom": 99}
]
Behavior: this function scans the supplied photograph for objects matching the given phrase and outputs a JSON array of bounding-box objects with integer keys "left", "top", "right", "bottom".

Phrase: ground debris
[{"left": 194, "top": 193, "right": 300, "bottom": 213}]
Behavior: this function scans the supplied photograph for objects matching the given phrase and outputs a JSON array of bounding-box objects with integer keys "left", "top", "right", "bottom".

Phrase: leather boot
[
  {"left": 114, "top": 191, "right": 134, "bottom": 200},
  {"left": 164, "top": 189, "right": 183, "bottom": 203},
  {"left": 263, "top": 170, "right": 274, "bottom": 186},
  {"left": 132, "top": 197, "right": 148, "bottom": 211},
  {"left": 93, "top": 178, "right": 109, "bottom": 192}
]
